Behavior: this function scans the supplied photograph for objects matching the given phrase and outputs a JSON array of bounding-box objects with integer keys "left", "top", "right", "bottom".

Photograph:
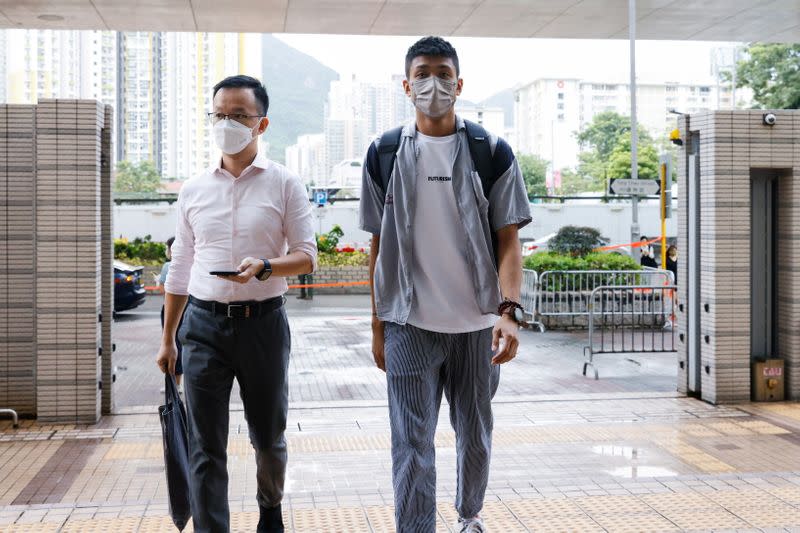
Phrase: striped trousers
[{"left": 384, "top": 323, "right": 500, "bottom": 533}]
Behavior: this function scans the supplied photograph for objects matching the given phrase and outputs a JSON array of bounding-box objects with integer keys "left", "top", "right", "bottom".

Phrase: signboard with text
[{"left": 609, "top": 178, "right": 660, "bottom": 196}]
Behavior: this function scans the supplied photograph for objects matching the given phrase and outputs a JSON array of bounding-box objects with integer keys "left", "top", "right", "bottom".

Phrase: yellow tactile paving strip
[
  {"left": 653, "top": 438, "right": 736, "bottom": 474},
  {"left": 6, "top": 400, "right": 800, "bottom": 530},
  {"left": 7, "top": 487, "right": 800, "bottom": 531}
]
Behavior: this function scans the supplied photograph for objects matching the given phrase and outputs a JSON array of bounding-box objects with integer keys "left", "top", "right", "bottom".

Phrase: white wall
[
  {"left": 115, "top": 200, "right": 677, "bottom": 250},
  {"left": 525, "top": 201, "right": 677, "bottom": 247},
  {"left": 114, "top": 204, "right": 179, "bottom": 241}
]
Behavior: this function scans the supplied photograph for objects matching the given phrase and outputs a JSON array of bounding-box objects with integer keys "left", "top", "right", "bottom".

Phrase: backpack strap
[
  {"left": 372, "top": 126, "right": 404, "bottom": 195},
  {"left": 463, "top": 119, "right": 504, "bottom": 268},
  {"left": 463, "top": 119, "right": 496, "bottom": 199}
]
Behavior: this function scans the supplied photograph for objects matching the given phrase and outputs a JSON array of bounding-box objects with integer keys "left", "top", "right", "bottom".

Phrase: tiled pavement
[
  {"left": 113, "top": 295, "right": 676, "bottom": 411},
  {"left": 5, "top": 399, "right": 800, "bottom": 531},
  {"left": 5, "top": 297, "right": 800, "bottom": 531}
]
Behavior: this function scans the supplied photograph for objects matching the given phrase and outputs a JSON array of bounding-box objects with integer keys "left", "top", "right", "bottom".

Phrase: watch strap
[{"left": 256, "top": 259, "right": 272, "bottom": 281}]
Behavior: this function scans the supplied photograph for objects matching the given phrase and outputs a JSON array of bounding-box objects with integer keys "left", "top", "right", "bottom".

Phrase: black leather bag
[{"left": 158, "top": 374, "right": 191, "bottom": 530}]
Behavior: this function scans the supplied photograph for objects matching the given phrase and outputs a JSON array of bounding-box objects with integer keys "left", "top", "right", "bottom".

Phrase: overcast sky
[{"left": 276, "top": 34, "right": 739, "bottom": 102}]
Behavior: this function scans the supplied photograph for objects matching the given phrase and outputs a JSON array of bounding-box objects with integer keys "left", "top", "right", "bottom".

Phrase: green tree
[
  {"left": 517, "top": 153, "right": 549, "bottom": 198},
  {"left": 569, "top": 112, "right": 657, "bottom": 193},
  {"left": 114, "top": 160, "right": 161, "bottom": 193},
  {"left": 573, "top": 152, "right": 609, "bottom": 192},
  {"left": 606, "top": 132, "right": 660, "bottom": 181},
  {"left": 734, "top": 43, "right": 800, "bottom": 109},
  {"left": 576, "top": 111, "right": 652, "bottom": 160},
  {"left": 558, "top": 167, "right": 601, "bottom": 195}
]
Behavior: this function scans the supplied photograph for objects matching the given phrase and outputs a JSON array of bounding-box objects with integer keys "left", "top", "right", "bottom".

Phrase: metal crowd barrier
[
  {"left": 0, "top": 408, "right": 19, "bottom": 428},
  {"left": 535, "top": 269, "right": 674, "bottom": 328},
  {"left": 520, "top": 269, "right": 545, "bottom": 332},
  {"left": 582, "top": 284, "right": 677, "bottom": 379}
]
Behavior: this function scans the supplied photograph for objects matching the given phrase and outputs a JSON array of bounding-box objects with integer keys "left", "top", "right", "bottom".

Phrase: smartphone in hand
[{"left": 210, "top": 270, "right": 241, "bottom": 277}]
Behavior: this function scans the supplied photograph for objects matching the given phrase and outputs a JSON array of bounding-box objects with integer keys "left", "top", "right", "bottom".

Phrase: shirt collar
[
  {"left": 213, "top": 153, "right": 270, "bottom": 177},
  {"left": 403, "top": 114, "right": 465, "bottom": 138}
]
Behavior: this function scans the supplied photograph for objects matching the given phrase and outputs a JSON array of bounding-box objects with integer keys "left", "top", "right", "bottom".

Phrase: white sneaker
[{"left": 457, "top": 516, "right": 487, "bottom": 533}]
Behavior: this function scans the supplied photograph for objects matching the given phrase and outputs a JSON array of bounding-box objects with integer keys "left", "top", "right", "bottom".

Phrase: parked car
[
  {"left": 114, "top": 260, "right": 146, "bottom": 312},
  {"left": 521, "top": 232, "right": 557, "bottom": 256}
]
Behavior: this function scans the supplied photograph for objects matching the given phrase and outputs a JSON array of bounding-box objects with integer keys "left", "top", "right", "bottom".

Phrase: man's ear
[
  {"left": 402, "top": 78, "right": 412, "bottom": 98},
  {"left": 455, "top": 78, "right": 463, "bottom": 97},
  {"left": 258, "top": 116, "right": 270, "bottom": 134}
]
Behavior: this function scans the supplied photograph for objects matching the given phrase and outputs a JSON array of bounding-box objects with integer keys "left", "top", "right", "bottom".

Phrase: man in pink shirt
[{"left": 156, "top": 75, "right": 317, "bottom": 533}]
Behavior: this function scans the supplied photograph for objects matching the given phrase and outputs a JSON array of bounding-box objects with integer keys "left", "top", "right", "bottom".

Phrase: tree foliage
[
  {"left": 517, "top": 153, "right": 549, "bottom": 198},
  {"left": 606, "top": 132, "right": 660, "bottom": 181},
  {"left": 114, "top": 160, "right": 161, "bottom": 193},
  {"left": 548, "top": 225, "right": 609, "bottom": 258},
  {"left": 735, "top": 43, "right": 800, "bottom": 109},
  {"left": 576, "top": 111, "right": 652, "bottom": 160},
  {"left": 569, "top": 112, "right": 659, "bottom": 194}
]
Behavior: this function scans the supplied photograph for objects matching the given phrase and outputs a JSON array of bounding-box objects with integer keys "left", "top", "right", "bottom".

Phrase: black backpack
[{"left": 371, "top": 119, "right": 503, "bottom": 264}]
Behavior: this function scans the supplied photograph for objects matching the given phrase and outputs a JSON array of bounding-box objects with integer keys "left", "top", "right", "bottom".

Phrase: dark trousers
[{"left": 177, "top": 298, "right": 291, "bottom": 533}]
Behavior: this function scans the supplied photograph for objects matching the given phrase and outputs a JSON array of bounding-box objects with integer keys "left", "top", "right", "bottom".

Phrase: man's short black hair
[
  {"left": 405, "top": 36, "right": 459, "bottom": 79},
  {"left": 212, "top": 75, "right": 269, "bottom": 116},
  {"left": 166, "top": 236, "right": 175, "bottom": 248}
]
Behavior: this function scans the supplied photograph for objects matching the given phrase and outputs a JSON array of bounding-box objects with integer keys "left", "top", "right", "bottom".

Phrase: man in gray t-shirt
[{"left": 359, "top": 37, "right": 531, "bottom": 533}]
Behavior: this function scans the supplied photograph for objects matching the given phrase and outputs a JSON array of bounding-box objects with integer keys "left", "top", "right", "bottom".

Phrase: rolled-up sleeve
[
  {"left": 283, "top": 176, "right": 318, "bottom": 272},
  {"left": 164, "top": 191, "right": 195, "bottom": 295},
  {"left": 359, "top": 141, "right": 384, "bottom": 235},
  {"left": 489, "top": 137, "right": 532, "bottom": 231}
]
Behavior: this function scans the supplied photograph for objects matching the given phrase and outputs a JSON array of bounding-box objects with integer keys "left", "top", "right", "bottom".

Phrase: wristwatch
[
  {"left": 498, "top": 298, "right": 525, "bottom": 324},
  {"left": 256, "top": 259, "right": 272, "bottom": 281}
]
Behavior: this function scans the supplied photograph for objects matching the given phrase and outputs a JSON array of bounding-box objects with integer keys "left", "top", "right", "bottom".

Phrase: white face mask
[
  {"left": 213, "top": 119, "right": 260, "bottom": 155},
  {"left": 411, "top": 76, "right": 457, "bottom": 118}
]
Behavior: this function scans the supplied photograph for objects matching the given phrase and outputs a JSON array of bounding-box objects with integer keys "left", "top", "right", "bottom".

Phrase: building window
[{"left": 558, "top": 93, "right": 564, "bottom": 100}]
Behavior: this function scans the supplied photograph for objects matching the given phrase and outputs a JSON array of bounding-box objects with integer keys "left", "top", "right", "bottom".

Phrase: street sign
[
  {"left": 609, "top": 178, "right": 660, "bottom": 196},
  {"left": 313, "top": 189, "right": 328, "bottom": 206}
]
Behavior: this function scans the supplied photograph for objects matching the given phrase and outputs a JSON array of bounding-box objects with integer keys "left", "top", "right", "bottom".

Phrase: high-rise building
[
  {"left": 456, "top": 105, "right": 505, "bottom": 136},
  {"left": 323, "top": 75, "right": 414, "bottom": 176},
  {"left": 0, "top": 29, "right": 263, "bottom": 181},
  {"left": 1, "top": 29, "right": 120, "bottom": 157},
  {"left": 119, "top": 32, "right": 161, "bottom": 167},
  {"left": 514, "top": 76, "right": 751, "bottom": 170},
  {"left": 285, "top": 133, "right": 325, "bottom": 187}
]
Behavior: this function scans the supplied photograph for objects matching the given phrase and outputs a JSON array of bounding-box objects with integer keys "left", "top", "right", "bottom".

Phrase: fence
[
  {"left": 582, "top": 285, "right": 677, "bottom": 379},
  {"left": 520, "top": 270, "right": 545, "bottom": 332},
  {"left": 534, "top": 269, "right": 674, "bottom": 329}
]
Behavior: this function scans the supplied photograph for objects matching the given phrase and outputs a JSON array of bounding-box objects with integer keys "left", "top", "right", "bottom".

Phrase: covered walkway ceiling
[{"left": 0, "top": 0, "right": 798, "bottom": 41}]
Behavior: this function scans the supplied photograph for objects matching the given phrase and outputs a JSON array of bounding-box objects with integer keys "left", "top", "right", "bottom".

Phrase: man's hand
[
  {"left": 491, "top": 314, "right": 520, "bottom": 365},
  {"left": 156, "top": 341, "right": 179, "bottom": 375},
  {"left": 221, "top": 257, "right": 263, "bottom": 284},
  {"left": 372, "top": 317, "right": 386, "bottom": 372}
]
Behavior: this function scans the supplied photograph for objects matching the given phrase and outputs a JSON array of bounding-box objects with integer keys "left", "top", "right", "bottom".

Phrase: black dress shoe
[{"left": 257, "top": 503, "right": 284, "bottom": 533}]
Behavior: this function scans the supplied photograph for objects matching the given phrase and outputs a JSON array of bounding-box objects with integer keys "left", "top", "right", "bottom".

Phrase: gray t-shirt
[{"left": 406, "top": 132, "right": 496, "bottom": 334}]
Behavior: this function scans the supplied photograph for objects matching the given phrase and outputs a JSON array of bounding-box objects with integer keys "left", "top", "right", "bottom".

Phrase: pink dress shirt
[{"left": 164, "top": 154, "right": 317, "bottom": 303}]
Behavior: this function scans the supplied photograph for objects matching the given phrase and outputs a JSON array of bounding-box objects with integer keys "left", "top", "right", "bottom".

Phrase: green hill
[{"left": 261, "top": 35, "right": 338, "bottom": 163}]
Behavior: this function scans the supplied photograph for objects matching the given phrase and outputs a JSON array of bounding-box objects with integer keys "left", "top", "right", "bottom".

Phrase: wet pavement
[
  {"left": 112, "top": 294, "right": 676, "bottom": 412},
  {"left": 7, "top": 296, "right": 800, "bottom": 531}
]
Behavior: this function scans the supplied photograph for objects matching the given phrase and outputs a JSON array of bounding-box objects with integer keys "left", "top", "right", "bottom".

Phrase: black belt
[{"left": 188, "top": 295, "right": 285, "bottom": 318}]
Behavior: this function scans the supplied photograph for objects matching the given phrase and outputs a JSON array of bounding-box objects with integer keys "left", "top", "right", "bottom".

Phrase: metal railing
[
  {"left": 0, "top": 408, "right": 19, "bottom": 428},
  {"left": 582, "top": 284, "right": 677, "bottom": 379},
  {"left": 520, "top": 270, "right": 545, "bottom": 332},
  {"left": 535, "top": 269, "right": 674, "bottom": 328}
]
